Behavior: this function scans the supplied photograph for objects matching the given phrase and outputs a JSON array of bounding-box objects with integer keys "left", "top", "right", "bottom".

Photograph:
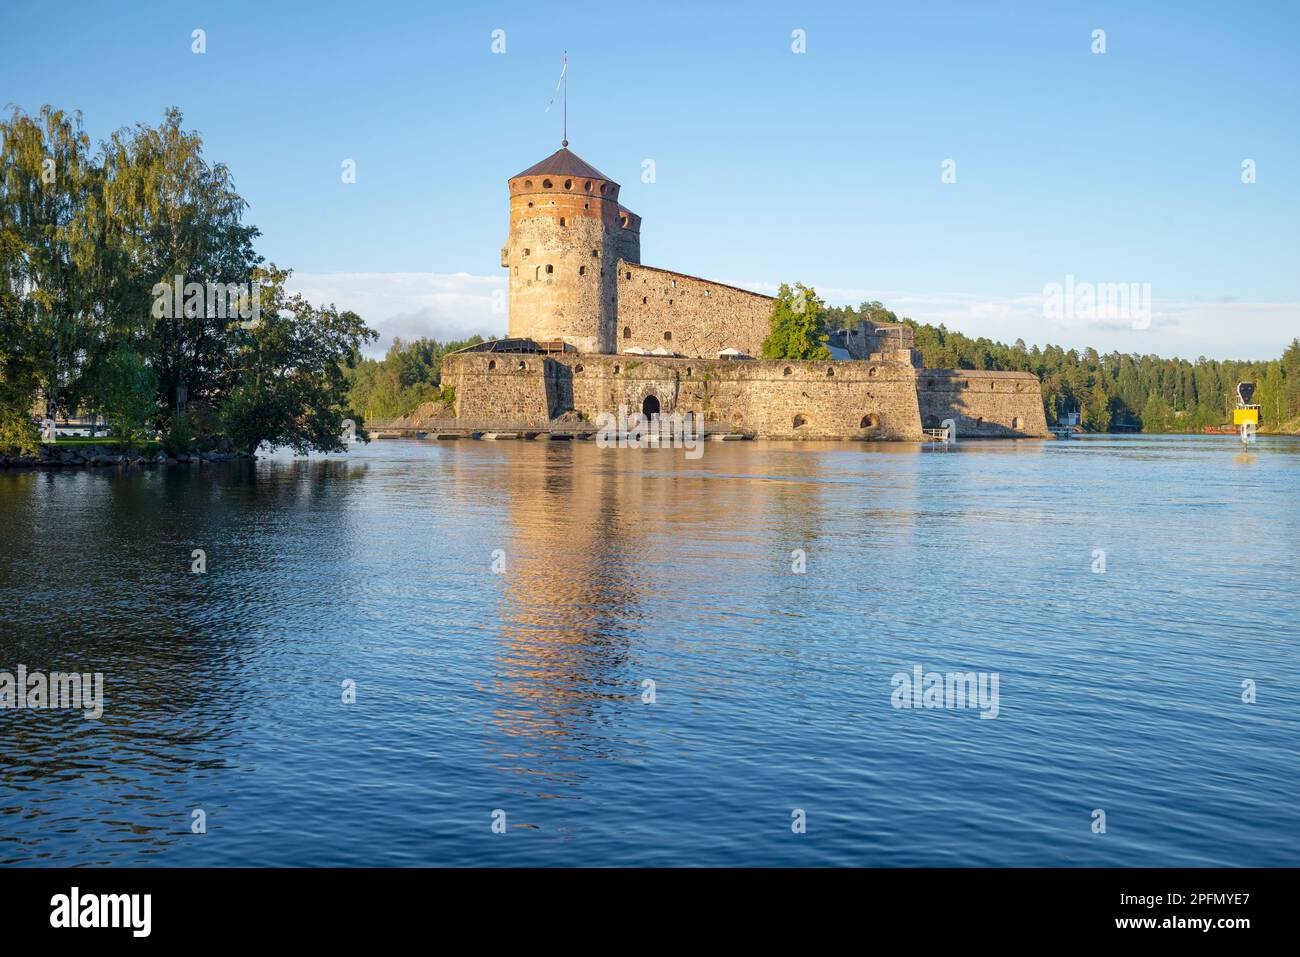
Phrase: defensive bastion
[{"left": 436, "top": 144, "right": 1049, "bottom": 441}]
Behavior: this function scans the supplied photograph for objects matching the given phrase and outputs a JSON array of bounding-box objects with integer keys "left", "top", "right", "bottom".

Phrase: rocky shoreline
[{"left": 1, "top": 442, "right": 256, "bottom": 470}]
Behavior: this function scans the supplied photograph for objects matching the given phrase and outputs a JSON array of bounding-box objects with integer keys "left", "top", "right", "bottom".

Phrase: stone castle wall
[
  {"left": 443, "top": 352, "right": 925, "bottom": 440},
  {"left": 839, "top": 322, "right": 916, "bottom": 361},
  {"left": 445, "top": 354, "right": 1050, "bottom": 440},
  {"left": 448, "top": 353, "right": 553, "bottom": 426},
  {"left": 917, "top": 370, "right": 1050, "bottom": 437},
  {"left": 614, "top": 263, "right": 774, "bottom": 359}
]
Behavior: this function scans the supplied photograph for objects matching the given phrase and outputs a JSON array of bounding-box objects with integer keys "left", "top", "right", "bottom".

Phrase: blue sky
[{"left": 2, "top": 0, "right": 1296, "bottom": 358}]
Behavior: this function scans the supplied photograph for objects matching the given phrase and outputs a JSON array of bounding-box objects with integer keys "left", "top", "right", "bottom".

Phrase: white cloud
[
  {"left": 796, "top": 283, "right": 1297, "bottom": 361},
  {"left": 288, "top": 271, "right": 1298, "bottom": 362},
  {"left": 287, "top": 271, "right": 507, "bottom": 356}
]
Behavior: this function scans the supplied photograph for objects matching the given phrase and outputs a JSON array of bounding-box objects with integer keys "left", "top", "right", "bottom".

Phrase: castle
[{"left": 438, "top": 145, "right": 1049, "bottom": 440}]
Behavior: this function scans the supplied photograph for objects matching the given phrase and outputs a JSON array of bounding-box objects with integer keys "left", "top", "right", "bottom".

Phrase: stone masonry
[
  {"left": 917, "top": 370, "right": 1049, "bottom": 437},
  {"left": 615, "top": 263, "right": 774, "bottom": 359},
  {"left": 444, "top": 351, "right": 925, "bottom": 440},
  {"left": 470, "top": 144, "right": 1051, "bottom": 440}
]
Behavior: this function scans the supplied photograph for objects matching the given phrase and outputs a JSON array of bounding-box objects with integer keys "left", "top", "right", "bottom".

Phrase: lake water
[{"left": 1, "top": 434, "right": 1297, "bottom": 866}]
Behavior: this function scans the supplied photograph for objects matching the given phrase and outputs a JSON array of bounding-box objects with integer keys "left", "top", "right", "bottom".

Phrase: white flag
[{"left": 545, "top": 52, "right": 567, "bottom": 113}]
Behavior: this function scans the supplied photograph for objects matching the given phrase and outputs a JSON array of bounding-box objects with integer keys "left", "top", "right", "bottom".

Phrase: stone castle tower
[
  {"left": 502, "top": 147, "right": 641, "bottom": 354},
  {"left": 438, "top": 140, "right": 1050, "bottom": 441}
]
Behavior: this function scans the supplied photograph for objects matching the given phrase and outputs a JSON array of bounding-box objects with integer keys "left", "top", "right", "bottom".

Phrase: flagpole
[{"left": 546, "top": 51, "right": 569, "bottom": 146}]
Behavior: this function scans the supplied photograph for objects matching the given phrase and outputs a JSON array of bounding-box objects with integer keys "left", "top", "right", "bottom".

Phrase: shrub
[{"left": 161, "top": 414, "right": 197, "bottom": 456}]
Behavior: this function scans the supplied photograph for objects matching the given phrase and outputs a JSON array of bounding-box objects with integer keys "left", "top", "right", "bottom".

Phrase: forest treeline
[
  {"left": 826, "top": 301, "right": 1300, "bottom": 432},
  {"left": 343, "top": 335, "right": 484, "bottom": 421}
]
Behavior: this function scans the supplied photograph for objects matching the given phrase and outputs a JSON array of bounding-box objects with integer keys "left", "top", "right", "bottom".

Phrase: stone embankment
[
  {"left": 1, "top": 439, "right": 255, "bottom": 469},
  {"left": 383, "top": 400, "right": 454, "bottom": 431}
]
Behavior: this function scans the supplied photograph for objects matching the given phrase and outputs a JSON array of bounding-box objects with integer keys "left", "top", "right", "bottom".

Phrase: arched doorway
[{"left": 642, "top": 394, "right": 661, "bottom": 418}]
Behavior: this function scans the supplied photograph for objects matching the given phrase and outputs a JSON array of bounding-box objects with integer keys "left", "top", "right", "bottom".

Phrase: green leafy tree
[
  {"left": 221, "top": 267, "right": 376, "bottom": 453},
  {"left": 761, "top": 283, "right": 831, "bottom": 361},
  {"left": 0, "top": 106, "right": 100, "bottom": 421},
  {"left": 1281, "top": 339, "right": 1300, "bottom": 424},
  {"left": 1256, "top": 363, "right": 1285, "bottom": 427},
  {"left": 1, "top": 104, "right": 388, "bottom": 454},
  {"left": 0, "top": 221, "right": 34, "bottom": 450},
  {"left": 343, "top": 334, "right": 486, "bottom": 419},
  {"left": 1140, "top": 393, "right": 1168, "bottom": 433},
  {"left": 96, "top": 342, "right": 158, "bottom": 447},
  {"left": 98, "top": 108, "right": 261, "bottom": 415},
  {"left": 0, "top": 254, "right": 40, "bottom": 455}
]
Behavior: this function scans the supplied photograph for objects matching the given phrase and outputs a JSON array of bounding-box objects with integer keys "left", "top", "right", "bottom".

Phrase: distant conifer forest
[{"left": 826, "top": 301, "right": 1300, "bottom": 433}]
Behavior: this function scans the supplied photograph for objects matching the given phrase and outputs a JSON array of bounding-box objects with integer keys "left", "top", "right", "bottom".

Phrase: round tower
[{"left": 503, "top": 147, "right": 639, "bottom": 354}]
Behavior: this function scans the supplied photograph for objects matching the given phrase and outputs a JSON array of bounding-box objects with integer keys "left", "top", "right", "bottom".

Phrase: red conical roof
[{"left": 512, "top": 147, "right": 615, "bottom": 184}]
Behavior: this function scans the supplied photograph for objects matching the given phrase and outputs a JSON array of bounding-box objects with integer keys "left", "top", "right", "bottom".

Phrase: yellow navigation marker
[{"left": 1235, "top": 382, "right": 1261, "bottom": 446}]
